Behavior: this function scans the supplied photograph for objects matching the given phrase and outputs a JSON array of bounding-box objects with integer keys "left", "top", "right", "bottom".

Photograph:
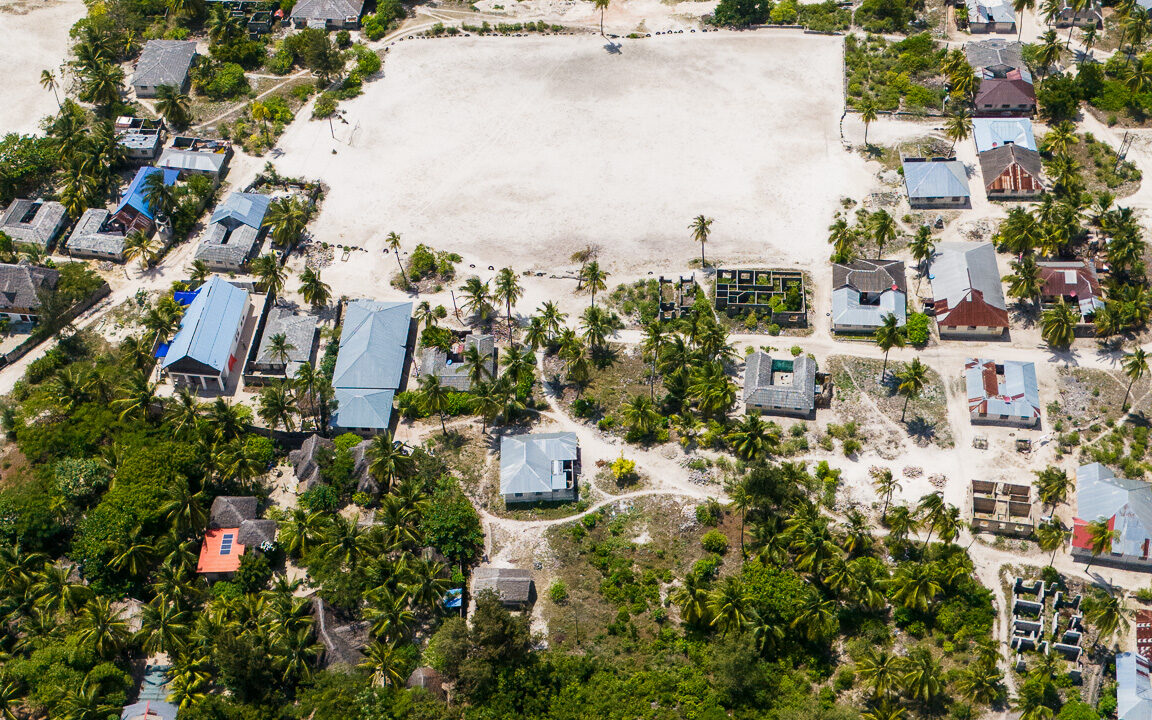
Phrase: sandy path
[{"left": 0, "top": 0, "right": 86, "bottom": 135}]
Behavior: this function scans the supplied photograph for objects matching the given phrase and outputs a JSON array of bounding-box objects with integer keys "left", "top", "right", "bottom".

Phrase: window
[
  {"left": 969, "top": 326, "right": 977, "bottom": 331},
  {"left": 514, "top": 492, "right": 522, "bottom": 497},
  {"left": 220, "top": 533, "right": 234, "bottom": 555}
]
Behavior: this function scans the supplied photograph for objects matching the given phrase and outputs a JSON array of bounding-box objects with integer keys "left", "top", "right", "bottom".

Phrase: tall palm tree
[
  {"left": 367, "top": 431, "right": 411, "bottom": 494},
  {"left": 622, "top": 393, "right": 661, "bottom": 437},
  {"left": 1084, "top": 590, "right": 1131, "bottom": 644},
  {"left": 257, "top": 381, "right": 298, "bottom": 430},
  {"left": 494, "top": 266, "right": 524, "bottom": 339},
  {"left": 250, "top": 252, "right": 287, "bottom": 296},
  {"left": 263, "top": 196, "right": 309, "bottom": 248},
  {"left": 462, "top": 343, "right": 492, "bottom": 388},
  {"left": 860, "top": 99, "right": 878, "bottom": 146},
  {"left": 580, "top": 260, "right": 608, "bottom": 308},
  {"left": 31, "top": 562, "right": 91, "bottom": 617},
  {"left": 1034, "top": 466, "right": 1070, "bottom": 509},
  {"left": 688, "top": 362, "right": 736, "bottom": 419},
  {"left": 873, "top": 468, "right": 901, "bottom": 520},
  {"left": 122, "top": 231, "right": 156, "bottom": 275},
  {"left": 76, "top": 597, "right": 130, "bottom": 659},
  {"left": 385, "top": 231, "right": 406, "bottom": 282},
  {"left": 1123, "top": 347, "right": 1149, "bottom": 410},
  {"left": 189, "top": 259, "right": 211, "bottom": 285},
  {"left": 902, "top": 648, "right": 944, "bottom": 702},
  {"left": 299, "top": 267, "right": 331, "bottom": 308},
  {"left": 594, "top": 0, "right": 610, "bottom": 35},
  {"left": 137, "top": 599, "right": 190, "bottom": 655},
  {"left": 1036, "top": 29, "right": 1064, "bottom": 80},
  {"left": 1040, "top": 297, "right": 1079, "bottom": 349},
  {"left": 1006, "top": 254, "right": 1042, "bottom": 312},
  {"left": 689, "top": 214, "right": 713, "bottom": 269},
  {"left": 362, "top": 641, "right": 407, "bottom": 687},
  {"left": 155, "top": 84, "right": 192, "bottom": 129},
  {"left": 279, "top": 509, "right": 326, "bottom": 558},
  {"left": 41, "top": 69, "right": 60, "bottom": 107},
  {"left": 868, "top": 209, "right": 897, "bottom": 258},
  {"left": 828, "top": 217, "right": 856, "bottom": 263},
  {"left": 857, "top": 649, "right": 905, "bottom": 698},
  {"left": 266, "top": 332, "right": 296, "bottom": 368},
  {"left": 874, "top": 313, "right": 904, "bottom": 380},
  {"left": 459, "top": 277, "right": 495, "bottom": 325},
  {"left": 908, "top": 226, "right": 935, "bottom": 276},
  {"left": 707, "top": 576, "right": 751, "bottom": 635},
  {"left": 1013, "top": 0, "right": 1036, "bottom": 41},
  {"left": 888, "top": 563, "right": 941, "bottom": 611},
  {"left": 418, "top": 374, "right": 450, "bottom": 435},
  {"left": 1083, "top": 518, "right": 1118, "bottom": 571},
  {"left": 1036, "top": 520, "right": 1069, "bottom": 567},
  {"left": 726, "top": 412, "right": 778, "bottom": 461},
  {"left": 945, "top": 109, "right": 973, "bottom": 153},
  {"left": 114, "top": 370, "right": 160, "bottom": 421}
]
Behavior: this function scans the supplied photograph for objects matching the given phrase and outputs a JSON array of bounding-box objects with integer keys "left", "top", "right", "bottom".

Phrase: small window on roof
[{"left": 220, "top": 533, "right": 234, "bottom": 555}]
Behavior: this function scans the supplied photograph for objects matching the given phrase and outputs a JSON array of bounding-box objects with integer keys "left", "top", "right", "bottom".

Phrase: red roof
[
  {"left": 1071, "top": 516, "right": 1114, "bottom": 551},
  {"left": 935, "top": 288, "right": 1010, "bottom": 328},
  {"left": 197, "top": 527, "right": 245, "bottom": 574},
  {"left": 1038, "top": 262, "right": 1101, "bottom": 301}
]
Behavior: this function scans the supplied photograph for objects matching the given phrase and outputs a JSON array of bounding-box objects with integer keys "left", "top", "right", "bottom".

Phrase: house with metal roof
[
  {"left": 965, "top": 39, "right": 1026, "bottom": 75},
  {"left": 290, "top": 0, "right": 365, "bottom": 28},
  {"left": 1117, "top": 652, "right": 1152, "bottom": 720},
  {"left": 743, "top": 352, "right": 817, "bottom": 418},
  {"left": 194, "top": 192, "right": 270, "bottom": 270},
  {"left": 113, "top": 166, "right": 179, "bottom": 235},
  {"left": 131, "top": 40, "right": 197, "bottom": 98},
  {"left": 964, "top": 359, "right": 1040, "bottom": 427},
  {"left": 1072, "top": 463, "right": 1152, "bottom": 571},
  {"left": 157, "top": 137, "right": 233, "bottom": 180},
  {"left": 1055, "top": 0, "right": 1102, "bottom": 27},
  {"left": 0, "top": 262, "right": 59, "bottom": 324},
  {"left": 0, "top": 199, "right": 67, "bottom": 249},
  {"left": 330, "top": 300, "right": 413, "bottom": 433},
  {"left": 115, "top": 117, "right": 165, "bottom": 161},
  {"left": 966, "top": 0, "right": 1016, "bottom": 32},
  {"left": 472, "top": 567, "right": 535, "bottom": 607},
  {"left": 979, "top": 144, "right": 1046, "bottom": 199},
  {"left": 902, "top": 158, "right": 971, "bottom": 208},
  {"left": 249, "top": 305, "right": 318, "bottom": 379},
  {"left": 419, "top": 333, "right": 497, "bottom": 391},
  {"left": 929, "top": 242, "right": 1010, "bottom": 337},
  {"left": 973, "top": 118, "right": 1036, "bottom": 153},
  {"left": 121, "top": 700, "right": 178, "bottom": 720},
  {"left": 831, "top": 260, "right": 907, "bottom": 333},
  {"left": 500, "top": 432, "right": 579, "bottom": 505},
  {"left": 160, "top": 276, "right": 251, "bottom": 391},
  {"left": 1038, "top": 259, "right": 1103, "bottom": 324},
  {"left": 65, "top": 209, "right": 128, "bottom": 261},
  {"left": 975, "top": 77, "right": 1037, "bottom": 117}
]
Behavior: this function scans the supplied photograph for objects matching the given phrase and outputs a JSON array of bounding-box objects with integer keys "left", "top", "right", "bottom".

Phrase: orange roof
[{"left": 197, "top": 527, "right": 245, "bottom": 574}]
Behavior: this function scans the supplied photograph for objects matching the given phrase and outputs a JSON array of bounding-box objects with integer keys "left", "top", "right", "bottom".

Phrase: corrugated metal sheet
[
  {"left": 210, "top": 192, "right": 270, "bottom": 229},
  {"left": 114, "top": 167, "right": 178, "bottom": 221},
  {"left": 500, "top": 432, "right": 579, "bottom": 495},
  {"left": 1075, "top": 463, "right": 1152, "bottom": 559},
  {"left": 1117, "top": 652, "right": 1152, "bottom": 720},
  {"left": 964, "top": 358, "right": 1040, "bottom": 421},
  {"left": 903, "top": 159, "right": 971, "bottom": 200},
  {"left": 161, "top": 275, "right": 249, "bottom": 374},
  {"left": 831, "top": 286, "right": 906, "bottom": 329},
  {"left": 973, "top": 118, "right": 1037, "bottom": 153}
]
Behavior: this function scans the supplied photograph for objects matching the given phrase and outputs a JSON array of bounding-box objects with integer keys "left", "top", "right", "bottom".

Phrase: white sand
[
  {"left": 0, "top": 0, "right": 86, "bottom": 135},
  {"left": 272, "top": 32, "right": 880, "bottom": 294}
]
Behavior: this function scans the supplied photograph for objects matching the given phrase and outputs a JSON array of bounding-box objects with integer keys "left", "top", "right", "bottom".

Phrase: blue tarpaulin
[
  {"left": 443, "top": 588, "right": 462, "bottom": 609},
  {"left": 154, "top": 342, "right": 170, "bottom": 358},
  {"left": 174, "top": 290, "right": 199, "bottom": 306}
]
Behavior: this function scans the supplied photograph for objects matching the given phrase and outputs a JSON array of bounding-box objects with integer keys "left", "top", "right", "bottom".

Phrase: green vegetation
[{"left": 845, "top": 34, "right": 947, "bottom": 113}]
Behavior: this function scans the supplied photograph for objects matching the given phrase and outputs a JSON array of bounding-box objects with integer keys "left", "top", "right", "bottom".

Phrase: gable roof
[
  {"left": 973, "top": 118, "right": 1037, "bottom": 153},
  {"left": 210, "top": 495, "right": 258, "bottom": 528},
  {"left": 966, "top": 0, "right": 1015, "bottom": 24},
  {"left": 0, "top": 262, "right": 58, "bottom": 312},
  {"left": 1073, "top": 463, "right": 1152, "bottom": 557},
  {"left": 121, "top": 700, "right": 179, "bottom": 720},
  {"left": 132, "top": 40, "right": 197, "bottom": 88},
  {"left": 964, "top": 358, "right": 1040, "bottom": 421},
  {"left": 1118, "top": 652, "right": 1152, "bottom": 720},
  {"left": 161, "top": 276, "right": 249, "bottom": 375},
  {"left": 978, "top": 144, "right": 1045, "bottom": 188},
  {"left": 500, "top": 432, "right": 579, "bottom": 495},
  {"left": 115, "top": 167, "right": 179, "bottom": 222},
  {"left": 930, "top": 242, "right": 1010, "bottom": 328},
  {"left": 197, "top": 527, "right": 245, "bottom": 574},
  {"left": 333, "top": 300, "right": 412, "bottom": 390},
  {"left": 290, "top": 0, "right": 365, "bottom": 21},
  {"left": 158, "top": 148, "right": 229, "bottom": 175},
  {"left": 210, "top": 192, "right": 270, "bottom": 228},
  {"left": 831, "top": 259, "right": 907, "bottom": 328},
  {"left": 743, "top": 352, "right": 817, "bottom": 412},
  {"left": 473, "top": 567, "right": 533, "bottom": 605},
  {"left": 66, "top": 209, "right": 126, "bottom": 257},
  {"left": 0, "top": 199, "right": 68, "bottom": 248},
  {"left": 902, "top": 159, "right": 971, "bottom": 199},
  {"left": 975, "top": 77, "right": 1036, "bottom": 107}
]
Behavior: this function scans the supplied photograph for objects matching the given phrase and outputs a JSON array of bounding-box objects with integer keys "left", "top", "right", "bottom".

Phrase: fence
[{"left": 0, "top": 282, "right": 112, "bottom": 369}]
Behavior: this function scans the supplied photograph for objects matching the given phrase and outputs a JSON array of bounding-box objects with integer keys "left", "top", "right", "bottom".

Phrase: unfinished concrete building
[{"left": 970, "top": 480, "right": 1035, "bottom": 536}]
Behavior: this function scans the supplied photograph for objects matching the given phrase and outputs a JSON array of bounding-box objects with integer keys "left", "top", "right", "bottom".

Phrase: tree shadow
[
  {"left": 905, "top": 416, "right": 938, "bottom": 444},
  {"left": 603, "top": 40, "right": 622, "bottom": 54}
]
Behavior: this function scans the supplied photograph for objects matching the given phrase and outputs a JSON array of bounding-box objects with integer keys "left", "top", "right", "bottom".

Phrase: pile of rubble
[
  {"left": 903, "top": 466, "right": 922, "bottom": 478},
  {"left": 301, "top": 242, "right": 335, "bottom": 270},
  {"left": 928, "top": 473, "right": 947, "bottom": 489}
]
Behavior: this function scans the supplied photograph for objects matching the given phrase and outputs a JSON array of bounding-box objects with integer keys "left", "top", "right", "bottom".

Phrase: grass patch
[{"left": 844, "top": 33, "right": 947, "bottom": 113}]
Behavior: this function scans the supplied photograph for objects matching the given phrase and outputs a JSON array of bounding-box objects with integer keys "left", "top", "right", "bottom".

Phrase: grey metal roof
[
  {"left": 254, "top": 306, "right": 317, "bottom": 374},
  {"left": 831, "top": 260, "right": 907, "bottom": 329},
  {"left": 973, "top": 118, "right": 1037, "bottom": 153},
  {"left": 332, "top": 388, "right": 396, "bottom": 430},
  {"left": 0, "top": 199, "right": 67, "bottom": 248},
  {"left": 65, "top": 209, "right": 126, "bottom": 258},
  {"left": 132, "top": 40, "right": 197, "bottom": 89},
  {"left": 1076, "top": 463, "right": 1152, "bottom": 559},
  {"left": 0, "top": 262, "right": 58, "bottom": 312},
  {"left": 419, "top": 334, "right": 496, "bottom": 391},
  {"left": 290, "top": 0, "right": 365, "bottom": 21},
  {"left": 1118, "top": 652, "right": 1152, "bottom": 720},
  {"left": 473, "top": 567, "right": 533, "bottom": 604},
  {"left": 965, "top": 39, "right": 1024, "bottom": 72},
  {"left": 929, "top": 242, "right": 1009, "bottom": 328},
  {"left": 333, "top": 300, "right": 411, "bottom": 390},
  {"left": 161, "top": 275, "right": 250, "bottom": 375},
  {"left": 500, "top": 432, "right": 578, "bottom": 495},
  {"left": 978, "top": 144, "right": 1045, "bottom": 189},
  {"left": 964, "top": 358, "right": 1040, "bottom": 421},
  {"left": 158, "top": 147, "right": 229, "bottom": 175},
  {"left": 743, "top": 352, "right": 817, "bottom": 412},
  {"left": 832, "top": 286, "right": 906, "bottom": 329},
  {"left": 194, "top": 222, "right": 259, "bottom": 268},
  {"left": 121, "top": 700, "right": 179, "bottom": 720},
  {"left": 903, "top": 159, "right": 971, "bottom": 200},
  {"left": 966, "top": 0, "right": 1015, "bottom": 24},
  {"left": 210, "top": 192, "right": 270, "bottom": 228},
  {"left": 119, "top": 129, "right": 162, "bottom": 152},
  {"left": 209, "top": 496, "right": 258, "bottom": 529}
]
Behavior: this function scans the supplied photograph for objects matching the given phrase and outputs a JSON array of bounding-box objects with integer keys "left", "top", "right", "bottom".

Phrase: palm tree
[
  {"left": 791, "top": 596, "right": 839, "bottom": 641},
  {"left": 726, "top": 412, "right": 778, "bottom": 461},
  {"left": 459, "top": 277, "right": 495, "bottom": 325},
  {"left": 362, "top": 641, "right": 407, "bottom": 687},
  {"left": 122, "top": 231, "right": 156, "bottom": 275},
  {"left": 1036, "top": 520, "right": 1069, "bottom": 567},
  {"left": 418, "top": 374, "right": 450, "bottom": 435},
  {"left": 462, "top": 343, "right": 492, "bottom": 388},
  {"left": 189, "top": 259, "right": 211, "bottom": 285},
  {"left": 594, "top": 0, "right": 610, "bottom": 34},
  {"left": 945, "top": 109, "right": 973, "bottom": 153},
  {"left": 1126, "top": 61, "right": 1152, "bottom": 96},
  {"left": 874, "top": 313, "right": 904, "bottom": 380},
  {"left": 1033, "top": 466, "right": 1070, "bottom": 510},
  {"left": 494, "top": 266, "right": 524, "bottom": 339},
  {"left": 367, "top": 431, "right": 411, "bottom": 494},
  {"left": 161, "top": 482, "right": 208, "bottom": 534},
  {"left": 857, "top": 649, "right": 905, "bottom": 698},
  {"left": 155, "top": 84, "right": 192, "bottom": 129},
  {"left": 828, "top": 217, "right": 856, "bottom": 263},
  {"left": 895, "top": 358, "right": 927, "bottom": 422},
  {"left": 258, "top": 381, "right": 298, "bottom": 430},
  {"left": 689, "top": 214, "right": 714, "bottom": 269},
  {"left": 1123, "top": 347, "right": 1149, "bottom": 409},
  {"left": 137, "top": 600, "right": 190, "bottom": 655},
  {"left": 299, "top": 267, "right": 331, "bottom": 308},
  {"left": 31, "top": 562, "right": 91, "bottom": 617},
  {"left": 279, "top": 509, "right": 326, "bottom": 558},
  {"left": 1036, "top": 29, "right": 1064, "bottom": 80},
  {"left": 1084, "top": 590, "right": 1131, "bottom": 644},
  {"left": 862, "top": 700, "right": 906, "bottom": 720},
  {"left": 57, "top": 679, "right": 119, "bottom": 720},
  {"left": 263, "top": 196, "right": 309, "bottom": 248},
  {"left": 868, "top": 209, "right": 897, "bottom": 258},
  {"left": 266, "top": 332, "right": 296, "bottom": 368},
  {"left": 902, "top": 648, "right": 944, "bottom": 702},
  {"left": 1007, "top": 254, "right": 1042, "bottom": 311},
  {"left": 41, "top": 68, "right": 60, "bottom": 107},
  {"left": 385, "top": 231, "right": 406, "bottom": 283},
  {"left": 114, "top": 370, "right": 160, "bottom": 421},
  {"left": 707, "top": 576, "right": 751, "bottom": 635},
  {"left": 888, "top": 563, "right": 941, "bottom": 611},
  {"left": 873, "top": 468, "right": 901, "bottom": 520},
  {"left": 250, "top": 253, "right": 287, "bottom": 296},
  {"left": 908, "top": 225, "right": 935, "bottom": 276},
  {"left": 1083, "top": 518, "right": 1118, "bottom": 571},
  {"left": 580, "top": 260, "right": 608, "bottom": 307},
  {"left": 622, "top": 393, "right": 661, "bottom": 437},
  {"left": 1043, "top": 121, "right": 1078, "bottom": 156},
  {"left": 1041, "top": 297, "right": 1079, "bottom": 349},
  {"left": 1013, "top": 0, "right": 1036, "bottom": 41},
  {"left": 860, "top": 99, "right": 878, "bottom": 146},
  {"left": 76, "top": 597, "right": 130, "bottom": 659},
  {"left": 688, "top": 362, "right": 736, "bottom": 419}
]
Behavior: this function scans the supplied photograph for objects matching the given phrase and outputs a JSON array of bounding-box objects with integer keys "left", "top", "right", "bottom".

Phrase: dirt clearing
[{"left": 0, "top": 0, "right": 85, "bottom": 135}]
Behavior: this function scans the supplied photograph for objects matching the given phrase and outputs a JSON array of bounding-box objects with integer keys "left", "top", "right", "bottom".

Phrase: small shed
[
  {"left": 902, "top": 158, "right": 971, "bottom": 209},
  {"left": 473, "top": 567, "right": 535, "bottom": 608}
]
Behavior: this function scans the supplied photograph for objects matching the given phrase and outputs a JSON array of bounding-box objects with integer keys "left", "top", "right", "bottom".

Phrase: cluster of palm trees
[
  {"left": 827, "top": 208, "right": 901, "bottom": 264},
  {"left": 857, "top": 642, "right": 1003, "bottom": 720},
  {"left": 45, "top": 100, "right": 127, "bottom": 219}
]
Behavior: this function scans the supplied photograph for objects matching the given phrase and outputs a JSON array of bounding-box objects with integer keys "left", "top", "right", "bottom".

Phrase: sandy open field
[
  {"left": 0, "top": 0, "right": 85, "bottom": 135},
  {"left": 273, "top": 32, "right": 880, "bottom": 291}
]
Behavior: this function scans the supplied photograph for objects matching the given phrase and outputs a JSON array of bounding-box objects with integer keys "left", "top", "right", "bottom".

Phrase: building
[
  {"left": 194, "top": 192, "right": 270, "bottom": 270},
  {"left": 965, "top": 39, "right": 1026, "bottom": 75},
  {"left": 65, "top": 209, "right": 127, "bottom": 261},
  {"left": 120, "top": 700, "right": 179, "bottom": 720},
  {"left": 970, "top": 480, "right": 1034, "bottom": 536},
  {"left": 743, "top": 352, "right": 818, "bottom": 418},
  {"left": 418, "top": 333, "right": 496, "bottom": 391},
  {"left": 113, "top": 166, "right": 179, "bottom": 234},
  {"left": 131, "top": 40, "right": 197, "bottom": 98},
  {"left": 0, "top": 199, "right": 67, "bottom": 249},
  {"left": 1138, "top": 610, "right": 1152, "bottom": 659},
  {"left": 966, "top": 0, "right": 1016, "bottom": 33},
  {"left": 713, "top": 268, "right": 807, "bottom": 326},
  {"left": 290, "top": 0, "right": 365, "bottom": 28},
  {"left": 1117, "top": 652, "right": 1152, "bottom": 719},
  {"left": 979, "top": 144, "right": 1046, "bottom": 199},
  {"left": 1072, "top": 463, "right": 1152, "bottom": 571},
  {"left": 1038, "top": 259, "right": 1103, "bottom": 324},
  {"left": 157, "top": 137, "right": 233, "bottom": 180},
  {"left": 407, "top": 667, "right": 446, "bottom": 698},
  {"left": 249, "top": 306, "right": 318, "bottom": 378},
  {"left": 964, "top": 359, "right": 1041, "bottom": 426},
  {"left": 330, "top": 300, "right": 413, "bottom": 433},
  {"left": 289, "top": 434, "right": 335, "bottom": 491},
  {"left": 197, "top": 496, "right": 258, "bottom": 578},
  {"left": 500, "top": 432, "right": 579, "bottom": 505},
  {"left": 902, "top": 158, "right": 971, "bottom": 208},
  {"left": 472, "top": 567, "right": 534, "bottom": 608},
  {"left": 974, "top": 77, "right": 1037, "bottom": 117},
  {"left": 830, "top": 259, "right": 907, "bottom": 333},
  {"left": 0, "top": 262, "right": 59, "bottom": 324},
  {"left": 115, "top": 117, "right": 164, "bottom": 161},
  {"left": 1055, "top": 0, "right": 1102, "bottom": 27},
  {"left": 929, "top": 242, "right": 1010, "bottom": 337},
  {"left": 972, "top": 117, "right": 1037, "bottom": 153},
  {"left": 160, "top": 276, "right": 251, "bottom": 391}
]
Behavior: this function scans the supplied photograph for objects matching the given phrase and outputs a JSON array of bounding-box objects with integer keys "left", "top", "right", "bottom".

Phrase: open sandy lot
[
  {"left": 273, "top": 32, "right": 880, "bottom": 292},
  {"left": 0, "top": 0, "right": 85, "bottom": 135}
]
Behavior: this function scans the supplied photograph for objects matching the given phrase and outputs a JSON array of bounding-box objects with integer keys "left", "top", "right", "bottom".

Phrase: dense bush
[
  {"left": 845, "top": 34, "right": 945, "bottom": 111},
  {"left": 701, "top": 529, "right": 729, "bottom": 554},
  {"left": 905, "top": 311, "right": 930, "bottom": 346},
  {"left": 194, "top": 62, "right": 250, "bottom": 100},
  {"left": 0, "top": 134, "right": 56, "bottom": 204},
  {"left": 854, "top": 0, "right": 918, "bottom": 33},
  {"left": 419, "top": 477, "right": 484, "bottom": 562},
  {"left": 711, "top": 0, "right": 771, "bottom": 26},
  {"left": 362, "top": 0, "right": 407, "bottom": 39}
]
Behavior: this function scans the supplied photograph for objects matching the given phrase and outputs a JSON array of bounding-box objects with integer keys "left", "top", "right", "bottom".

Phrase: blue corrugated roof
[
  {"left": 330, "top": 300, "right": 412, "bottom": 430},
  {"left": 174, "top": 290, "right": 199, "bottom": 306},
  {"left": 161, "top": 275, "right": 249, "bottom": 374},
  {"left": 210, "top": 192, "right": 271, "bottom": 229},
  {"left": 973, "top": 118, "right": 1036, "bottom": 153},
  {"left": 114, "top": 166, "right": 179, "bottom": 221},
  {"left": 903, "top": 159, "right": 971, "bottom": 199}
]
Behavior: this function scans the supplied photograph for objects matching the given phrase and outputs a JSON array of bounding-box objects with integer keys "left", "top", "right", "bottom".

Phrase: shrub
[
  {"left": 312, "top": 92, "right": 338, "bottom": 119},
  {"left": 335, "top": 30, "right": 351, "bottom": 47},
  {"left": 197, "top": 62, "right": 250, "bottom": 100},
  {"left": 701, "top": 529, "right": 729, "bottom": 554},
  {"left": 234, "top": 552, "right": 273, "bottom": 593},
  {"left": 610, "top": 455, "right": 636, "bottom": 482},
  {"left": 571, "top": 397, "right": 600, "bottom": 419},
  {"left": 54, "top": 457, "right": 111, "bottom": 506},
  {"left": 905, "top": 312, "right": 930, "bottom": 346},
  {"left": 419, "top": 478, "right": 484, "bottom": 562},
  {"left": 695, "top": 498, "right": 723, "bottom": 526},
  {"left": 549, "top": 580, "right": 569, "bottom": 603},
  {"left": 299, "top": 484, "right": 340, "bottom": 512},
  {"left": 767, "top": 323, "right": 781, "bottom": 336},
  {"left": 692, "top": 554, "right": 721, "bottom": 578}
]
